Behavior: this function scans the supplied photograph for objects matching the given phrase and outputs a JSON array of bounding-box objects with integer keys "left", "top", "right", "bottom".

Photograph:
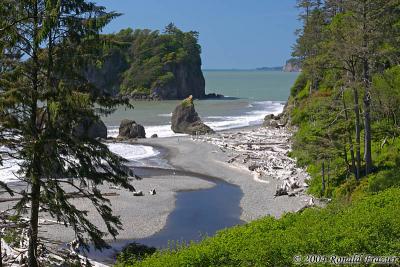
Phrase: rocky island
[{"left": 86, "top": 24, "right": 208, "bottom": 100}]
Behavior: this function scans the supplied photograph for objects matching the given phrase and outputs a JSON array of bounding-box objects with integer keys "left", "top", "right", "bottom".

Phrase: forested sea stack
[{"left": 86, "top": 24, "right": 206, "bottom": 100}]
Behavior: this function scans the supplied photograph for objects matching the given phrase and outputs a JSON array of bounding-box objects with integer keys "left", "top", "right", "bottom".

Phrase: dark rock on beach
[
  {"left": 171, "top": 95, "right": 214, "bottom": 135},
  {"left": 263, "top": 114, "right": 280, "bottom": 128},
  {"left": 118, "top": 119, "right": 146, "bottom": 139},
  {"left": 73, "top": 117, "right": 108, "bottom": 139},
  {"left": 263, "top": 106, "right": 292, "bottom": 128}
]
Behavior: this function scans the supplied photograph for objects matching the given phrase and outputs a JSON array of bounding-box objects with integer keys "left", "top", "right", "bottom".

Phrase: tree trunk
[
  {"left": 28, "top": 2, "right": 40, "bottom": 266},
  {"left": 28, "top": 174, "right": 40, "bottom": 267},
  {"left": 362, "top": 0, "right": 373, "bottom": 176},
  {"left": 321, "top": 161, "right": 325, "bottom": 195},
  {"left": 327, "top": 160, "right": 330, "bottom": 189},
  {"left": 0, "top": 230, "right": 2, "bottom": 267},
  {"left": 363, "top": 58, "right": 373, "bottom": 175},
  {"left": 342, "top": 89, "right": 356, "bottom": 177},
  {"left": 353, "top": 88, "right": 361, "bottom": 180},
  {"left": 343, "top": 142, "right": 349, "bottom": 168},
  {"left": 364, "top": 92, "right": 373, "bottom": 175}
]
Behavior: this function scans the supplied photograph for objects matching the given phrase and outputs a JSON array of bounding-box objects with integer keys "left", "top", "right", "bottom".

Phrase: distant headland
[{"left": 203, "top": 58, "right": 302, "bottom": 73}]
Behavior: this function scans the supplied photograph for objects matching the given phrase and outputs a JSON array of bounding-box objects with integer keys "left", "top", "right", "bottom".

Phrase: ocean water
[
  {"left": 103, "top": 70, "right": 299, "bottom": 138},
  {"left": 0, "top": 144, "right": 162, "bottom": 184},
  {"left": 0, "top": 71, "right": 298, "bottom": 184}
]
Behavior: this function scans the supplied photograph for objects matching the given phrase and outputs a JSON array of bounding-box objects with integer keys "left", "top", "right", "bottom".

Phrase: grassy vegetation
[
  {"left": 116, "top": 188, "right": 400, "bottom": 266},
  {"left": 181, "top": 95, "right": 194, "bottom": 108}
]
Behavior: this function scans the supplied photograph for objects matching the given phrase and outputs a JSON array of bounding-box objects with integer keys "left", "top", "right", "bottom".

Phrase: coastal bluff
[{"left": 152, "top": 62, "right": 205, "bottom": 100}]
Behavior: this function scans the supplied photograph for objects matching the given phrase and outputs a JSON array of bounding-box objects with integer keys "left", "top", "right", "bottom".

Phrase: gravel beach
[
  {"left": 0, "top": 126, "right": 310, "bottom": 250},
  {"left": 138, "top": 128, "right": 310, "bottom": 222}
]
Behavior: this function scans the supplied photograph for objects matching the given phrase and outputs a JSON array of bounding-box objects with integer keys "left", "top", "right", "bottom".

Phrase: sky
[{"left": 94, "top": 0, "right": 301, "bottom": 70}]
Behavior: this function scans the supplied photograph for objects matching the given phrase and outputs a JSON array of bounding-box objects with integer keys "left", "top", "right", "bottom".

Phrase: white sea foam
[
  {"left": 157, "top": 113, "right": 172, "bottom": 117},
  {"left": 107, "top": 143, "right": 160, "bottom": 160},
  {"left": 146, "top": 125, "right": 187, "bottom": 138},
  {"left": 107, "top": 126, "right": 119, "bottom": 138},
  {"left": 106, "top": 101, "right": 284, "bottom": 138},
  {"left": 0, "top": 158, "right": 21, "bottom": 184},
  {"left": 204, "top": 101, "right": 283, "bottom": 131},
  {"left": 107, "top": 124, "right": 186, "bottom": 138},
  {"left": 0, "top": 143, "right": 160, "bottom": 184},
  {"left": 0, "top": 145, "right": 22, "bottom": 184}
]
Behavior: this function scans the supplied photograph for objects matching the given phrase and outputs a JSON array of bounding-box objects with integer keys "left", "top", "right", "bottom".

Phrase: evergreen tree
[
  {"left": 294, "top": 0, "right": 400, "bottom": 180},
  {"left": 0, "top": 1, "right": 134, "bottom": 266}
]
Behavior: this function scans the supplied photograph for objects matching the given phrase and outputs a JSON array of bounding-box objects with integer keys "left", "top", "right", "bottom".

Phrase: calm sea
[
  {"left": 0, "top": 71, "right": 298, "bottom": 184},
  {"left": 102, "top": 70, "right": 299, "bottom": 138}
]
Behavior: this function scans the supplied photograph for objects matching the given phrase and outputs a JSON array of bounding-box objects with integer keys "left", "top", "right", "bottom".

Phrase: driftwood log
[{"left": 194, "top": 126, "right": 311, "bottom": 198}]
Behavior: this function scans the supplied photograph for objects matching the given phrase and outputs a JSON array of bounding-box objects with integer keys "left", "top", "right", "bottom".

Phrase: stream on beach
[{"left": 85, "top": 147, "right": 244, "bottom": 264}]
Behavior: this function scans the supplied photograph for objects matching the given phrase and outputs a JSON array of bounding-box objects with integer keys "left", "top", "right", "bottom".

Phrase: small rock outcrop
[
  {"left": 263, "top": 114, "right": 280, "bottom": 128},
  {"left": 118, "top": 119, "right": 146, "bottom": 139},
  {"left": 73, "top": 118, "right": 107, "bottom": 139},
  {"left": 171, "top": 95, "right": 214, "bottom": 135}
]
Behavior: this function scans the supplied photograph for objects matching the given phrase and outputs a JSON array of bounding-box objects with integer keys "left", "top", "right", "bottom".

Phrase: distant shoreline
[
  {"left": 203, "top": 68, "right": 282, "bottom": 72},
  {"left": 203, "top": 68, "right": 301, "bottom": 73}
]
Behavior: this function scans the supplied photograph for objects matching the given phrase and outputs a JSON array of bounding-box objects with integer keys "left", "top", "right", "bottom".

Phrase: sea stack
[
  {"left": 171, "top": 95, "right": 214, "bottom": 135},
  {"left": 118, "top": 119, "right": 146, "bottom": 139}
]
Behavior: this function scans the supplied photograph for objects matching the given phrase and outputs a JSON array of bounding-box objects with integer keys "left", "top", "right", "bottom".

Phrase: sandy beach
[
  {"left": 0, "top": 125, "right": 311, "bottom": 257},
  {"left": 138, "top": 131, "right": 310, "bottom": 223}
]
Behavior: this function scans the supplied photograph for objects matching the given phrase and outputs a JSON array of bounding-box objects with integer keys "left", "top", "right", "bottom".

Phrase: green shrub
[
  {"left": 116, "top": 243, "right": 157, "bottom": 266},
  {"left": 368, "top": 169, "right": 400, "bottom": 193},
  {"left": 181, "top": 96, "right": 194, "bottom": 108},
  {"left": 121, "top": 188, "right": 400, "bottom": 267},
  {"left": 290, "top": 73, "right": 308, "bottom": 97}
]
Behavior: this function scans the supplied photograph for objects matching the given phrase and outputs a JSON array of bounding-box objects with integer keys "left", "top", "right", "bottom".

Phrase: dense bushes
[
  {"left": 290, "top": 72, "right": 308, "bottom": 97},
  {"left": 117, "top": 188, "right": 400, "bottom": 266}
]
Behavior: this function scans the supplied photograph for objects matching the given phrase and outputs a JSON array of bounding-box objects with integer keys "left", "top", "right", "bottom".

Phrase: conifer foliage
[{"left": 0, "top": 1, "right": 134, "bottom": 266}]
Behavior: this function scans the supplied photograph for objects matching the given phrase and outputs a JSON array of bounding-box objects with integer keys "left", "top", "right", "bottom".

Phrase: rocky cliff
[
  {"left": 85, "top": 49, "right": 129, "bottom": 97},
  {"left": 283, "top": 58, "right": 302, "bottom": 72},
  {"left": 152, "top": 62, "right": 205, "bottom": 99}
]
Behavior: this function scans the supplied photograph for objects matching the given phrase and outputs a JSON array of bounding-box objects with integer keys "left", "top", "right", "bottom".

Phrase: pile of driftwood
[{"left": 193, "top": 126, "right": 311, "bottom": 197}]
